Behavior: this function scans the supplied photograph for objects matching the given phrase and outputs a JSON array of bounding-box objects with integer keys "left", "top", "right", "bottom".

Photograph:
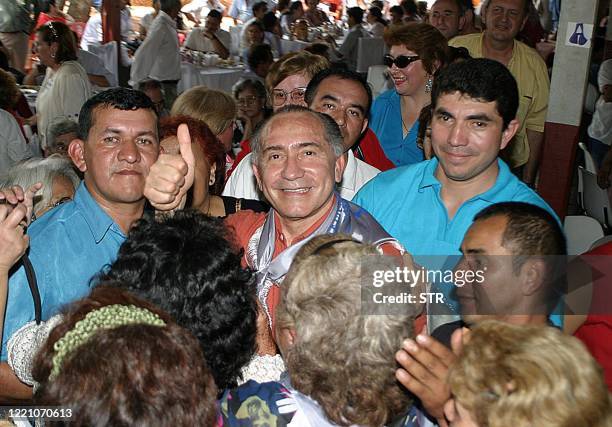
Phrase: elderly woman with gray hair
[
  {"left": 45, "top": 117, "right": 78, "bottom": 158},
  {"left": 0, "top": 156, "right": 80, "bottom": 221},
  {"left": 220, "top": 235, "right": 424, "bottom": 426}
]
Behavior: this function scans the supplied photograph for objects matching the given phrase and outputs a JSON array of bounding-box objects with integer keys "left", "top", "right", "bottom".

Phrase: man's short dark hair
[
  {"left": 347, "top": 6, "right": 364, "bottom": 23},
  {"left": 160, "top": 0, "right": 181, "bottom": 13},
  {"left": 474, "top": 202, "right": 566, "bottom": 276},
  {"left": 207, "top": 9, "right": 222, "bottom": 19},
  {"left": 96, "top": 210, "right": 257, "bottom": 391},
  {"left": 78, "top": 88, "right": 157, "bottom": 141},
  {"left": 252, "top": 0, "right": 268, "bottom": 14},
  {"left": 431, "top": 58, "right": 519, "bottom": 130},
  {"left": 247, "top": 43, "right": 274, "bottom": 71},
  {"left": 305, "top": 67, "right": 373, "bottom": 118},
  {"left": 262, "top": 10, "right": 278, "bottom": 31},
  {"left": 400, "top": 0, "right": 418, "bottom": 15},
  {"left": 390, "top": 5, "right": 404, "bottom": 16}
]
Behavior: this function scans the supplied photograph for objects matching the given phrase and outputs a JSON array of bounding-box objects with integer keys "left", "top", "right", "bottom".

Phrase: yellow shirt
[{"left": 450, "top": 33, "right": 549, "bottom": 168}]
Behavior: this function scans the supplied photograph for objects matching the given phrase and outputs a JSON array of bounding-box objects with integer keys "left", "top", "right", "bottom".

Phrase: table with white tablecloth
[
  {"left": 280, "top": 38, "right": 310, "bottom": 54},
  {"left": 178, "top": 62, "right": 246, "bottom": 94}
]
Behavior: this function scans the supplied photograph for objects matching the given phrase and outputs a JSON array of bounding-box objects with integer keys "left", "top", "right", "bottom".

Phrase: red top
[
  {"left": 31, "top": 14, "right": 68, "bottom": 40},
  {"left": 573, "top": 241, "right": 612, "bottom": 391}
]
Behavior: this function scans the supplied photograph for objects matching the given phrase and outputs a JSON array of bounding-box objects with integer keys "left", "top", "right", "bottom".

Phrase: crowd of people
[{"left": 0, "top": 0, "right": 611, "bottom": 425}]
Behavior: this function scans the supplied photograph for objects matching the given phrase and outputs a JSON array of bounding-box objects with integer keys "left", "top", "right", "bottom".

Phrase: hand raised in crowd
[
  {"left": 144, "top": 124, "right": 195, "bottom": 212},
  {"left": 0, "top": 203, "right": 30, "bottom": 273},
  {"left": 0, "top": 183, "right": 43, "bottom": 227},
  {"left": 395, "top": 328, "right": 465, "bottom": 424}
]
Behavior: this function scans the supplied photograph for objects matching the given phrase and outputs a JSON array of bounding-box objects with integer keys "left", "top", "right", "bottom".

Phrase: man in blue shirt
[
  {"left": 0, "top": 88, "right": 194, "bottom": 399},
  {"left": 353, "top": 58, "right": 557, "bottom": 325}
]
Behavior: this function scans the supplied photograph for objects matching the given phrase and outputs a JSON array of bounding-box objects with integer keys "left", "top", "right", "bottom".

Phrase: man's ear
[
  {"left": 68, "top": 139, "right": 87, "bottom": 173},
  {"left": 335, "top": 152, "right": 348, "bottom": 184},
  {"left": 500, "top": 118, "right": 520, "bottom": 150},
  {"left": 209, "top": 161, "right": 217, "bottom": 186},
  {"left": 458, "top": 15, "right": 466, "bottom": 31},
  {"left": 360, "top": 117, "right": 369, "bottom": 135},
  {"left": 519, "top": 258, "right": 547, "bottom": 296}
]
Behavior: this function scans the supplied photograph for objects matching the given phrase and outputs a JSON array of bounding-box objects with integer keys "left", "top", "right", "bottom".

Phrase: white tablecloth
[
  {"left": 280, "top": 38, "right": 310, "bottom": 53},
  {"left": 179, "top": 62, "right": 245, "bottom": 94}
]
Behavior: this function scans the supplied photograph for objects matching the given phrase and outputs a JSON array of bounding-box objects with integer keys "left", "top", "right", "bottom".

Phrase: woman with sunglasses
[
  {"left": 369, "top": 23, "right": 447, "bottom": 167},
  {"left": 29, "top": 22, "right": 92, "bottom": 151}
]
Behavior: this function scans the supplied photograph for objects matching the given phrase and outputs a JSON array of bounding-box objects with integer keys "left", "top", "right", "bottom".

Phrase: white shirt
[
  {"left": 36, "top": 61, "right": 92, "bottom": 149},
  {"left": 367, "top": 22, "right": 385, "bottom": 38},
  {"left": 184, "top": 27, "right": 230, "bottom": 53},
  {"left": 339, "top": 24, "right": 370, "bottom": 72},
  {"left": 229, "top": 0, "right": 275, "bottom": 22},
  {"left": 78, "top": 49, "right": 117, "bottom": 87},
  {"left": 182, "top": 0, "right": 225, "bottom": 22},
  {"left": 588, "top": 97, "right": 612, "bottom": 146},
  {"left": 80, "top": 9, "right": 131, "bottom": 50},
  {"left": 140, "top": 12, "right": 156, "bottom": 33},
  {"left": 222, "top": 150, "right": 380, "bottom": 201},
  {"left": 130, "top": 11, "right": 181, "bottom": 85},
  {"left": 0, "top": 109, "right": 33, "bottom": 172}
]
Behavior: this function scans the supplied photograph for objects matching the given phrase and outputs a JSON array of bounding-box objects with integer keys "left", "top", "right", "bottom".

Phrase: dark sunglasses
[{"left": 383, "top": 54, "right": 420, "bottom": 68}]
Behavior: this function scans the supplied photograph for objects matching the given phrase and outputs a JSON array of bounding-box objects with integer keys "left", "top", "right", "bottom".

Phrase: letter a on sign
[{"left": 566, "top": 22, "right": 593, "bottom": 48}]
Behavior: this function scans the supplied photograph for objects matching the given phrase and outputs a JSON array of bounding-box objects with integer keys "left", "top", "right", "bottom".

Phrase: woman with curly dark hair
[
  {"left": 96, "top": 210, "right": 258, "bottom": 391},
  {"left": 32, "top": 286, "right": 218, "bottom": 427}
]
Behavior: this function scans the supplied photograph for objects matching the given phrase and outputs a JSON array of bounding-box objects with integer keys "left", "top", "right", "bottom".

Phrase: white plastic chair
[
  {"left": 367, "top": 65, "right": 391, "bottom": 98},
  {"left": 564, "top": 215, "right": 605, "bottom": 255},
  {"left": 356, "top": 37, "right": 386, "bottom": 74},
  {"left": 579, "top": 166, "right": 611, "bottom": 229},
  {"left": 578, "top": 142, "right": 597, "bottom": 173}
]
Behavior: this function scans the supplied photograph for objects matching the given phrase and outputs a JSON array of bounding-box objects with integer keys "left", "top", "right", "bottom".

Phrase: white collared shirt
[
  {"left": 130, "top": 11, "right": 181, "bottom": 85},
  {"left": 184, "top": 27, "right": 231, "bottom": 53},
  {"left": 222, "top": 150, "right": 380, "bottom": 201}
]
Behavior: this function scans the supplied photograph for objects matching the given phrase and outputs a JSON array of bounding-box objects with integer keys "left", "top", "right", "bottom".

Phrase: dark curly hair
[
  {"left": 94, "top": 210, "right": 257, "bottom": 391},
  {"left": 32, "top": 286, "right": 218, "bottom": 427}
]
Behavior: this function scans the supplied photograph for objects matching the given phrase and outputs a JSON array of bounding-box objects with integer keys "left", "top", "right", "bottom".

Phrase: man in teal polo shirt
[
  {"left": 353, "top": 58, "right": 557, "bottom": 327},
  {"left": 0, "top": 88, "right": 194, "bottom": 400}
]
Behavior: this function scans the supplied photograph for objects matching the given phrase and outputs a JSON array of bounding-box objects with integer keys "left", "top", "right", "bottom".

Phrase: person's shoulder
[
  {"left": 448, "top": 32, "right": 480, "bottom": 47},
  {"left": 28, "top": 202, "right": 80, "bottom": 242},
  {"left": 514, "top": 39, "right": 548, "bottom": 71},
  {"left": 499, "top": 168, "right": 556, "bottom": 215},
  {"left": 225, "top": 209, "right": 267, "bottom": 248},
  {"left": 372, "top": 89, "right": 397, "bottom": 108},
  {"left": 58, "top": 60, "right": 88, "bottom": 76},
  {"left": 368, "top": 160, "right": 428, "bottom": 187}
]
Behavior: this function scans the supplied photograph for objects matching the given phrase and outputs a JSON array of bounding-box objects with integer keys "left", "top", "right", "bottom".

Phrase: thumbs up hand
[{"left": 144, "top": 124, "right": 195, "bottom": 212}]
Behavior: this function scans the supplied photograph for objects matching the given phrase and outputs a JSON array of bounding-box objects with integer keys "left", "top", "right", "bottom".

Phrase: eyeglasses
[
  {"left": 383, "top": 54, "right": 420, "bottom": 68},
  {"left": 237, "top": 95, "right": 260, "bottom": 106},
  {"left": 272, "top": 87, "right": 307, "bottom": 106}
]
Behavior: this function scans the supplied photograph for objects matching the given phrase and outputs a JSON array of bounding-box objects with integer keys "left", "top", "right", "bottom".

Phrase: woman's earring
[
  {"left": 425, "top": 76, "right": 433, "bottom": 93},
  {"left": 209, "top": 176, "right": 215, "bottom": 186}
]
